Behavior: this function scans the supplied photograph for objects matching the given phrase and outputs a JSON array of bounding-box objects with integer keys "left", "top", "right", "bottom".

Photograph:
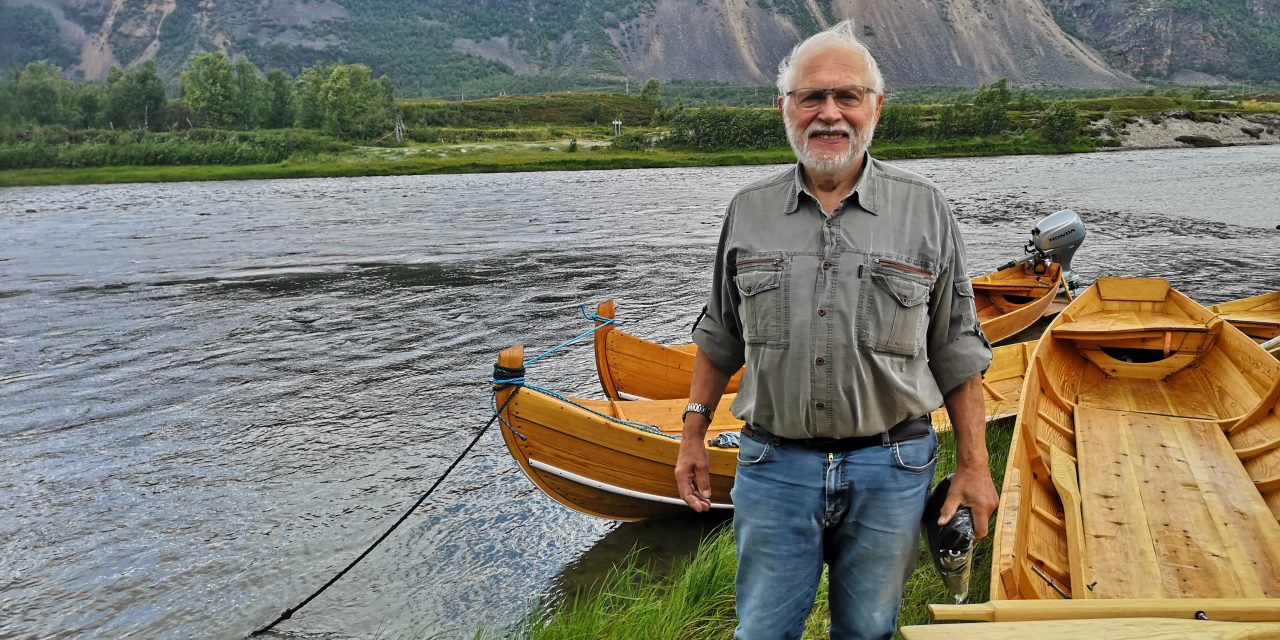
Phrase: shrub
[
  {"left": 662, "top": 107, "right": 785, "bottom": 150},
  {"left": 1039, "top": 101, "right": 1080, "bottom": 145}
]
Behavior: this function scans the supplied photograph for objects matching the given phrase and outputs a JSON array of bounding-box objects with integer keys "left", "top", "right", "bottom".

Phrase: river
[{"left": 1, "top": 145, "right": 1278, "bottom": 639}]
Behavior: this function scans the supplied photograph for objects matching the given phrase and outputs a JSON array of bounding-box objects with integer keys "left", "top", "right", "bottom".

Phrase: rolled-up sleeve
[
  {"left": 692, "top": 202, "right": 747, "bottom": 374},
  {"left": 926, "top": 205, "right": 992, "bottom": 396}
]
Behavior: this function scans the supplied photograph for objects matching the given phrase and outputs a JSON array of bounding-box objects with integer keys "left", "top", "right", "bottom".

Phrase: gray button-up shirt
[{"left": 692, "top": 157, "right": 992, "bottom": 439}]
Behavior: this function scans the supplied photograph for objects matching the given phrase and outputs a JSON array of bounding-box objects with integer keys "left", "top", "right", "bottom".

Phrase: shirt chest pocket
[
  {"left": 859, "top": 257, "right": 933, "bottom": 356},
  {"left": 733, "top": 256, "right": 789, "bottom": 347}
]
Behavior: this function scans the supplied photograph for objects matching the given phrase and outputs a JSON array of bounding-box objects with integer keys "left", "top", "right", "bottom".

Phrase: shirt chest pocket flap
[
  {"left": 863, "top": 262, "right": 932, "bottom": 356},
  {"left": 734, "top": 266, "right": 785, "bottom": 345}
]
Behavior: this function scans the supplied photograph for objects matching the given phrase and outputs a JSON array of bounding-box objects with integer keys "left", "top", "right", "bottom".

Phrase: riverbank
[{"left": 0, "top": 136, "right": 1095, "bottom": 187}]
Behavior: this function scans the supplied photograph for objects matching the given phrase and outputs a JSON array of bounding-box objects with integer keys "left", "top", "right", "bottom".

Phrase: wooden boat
[
  {"left": 1210, "top": 291, "right": 1280, "bottom": 342},
  {"left": 494, "top": 344, "right": 741, "bottom": 521},
  {"left": 990, "top": 277, "right": 1280, "bottom": 605},
  {"left": 591, "top": 299, "right": 1037, "bottom": 431},
  {"left": 901, "top": 617, "right": 1280, "bottom": 640},
  {"left": 971, "top": 261, "right": 1063, "bottom": 343}
]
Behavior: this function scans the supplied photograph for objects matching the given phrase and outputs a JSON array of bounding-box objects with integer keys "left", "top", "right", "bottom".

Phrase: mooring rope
[{"left": 250, "top": 304, "right": 625, "bottom": 635}]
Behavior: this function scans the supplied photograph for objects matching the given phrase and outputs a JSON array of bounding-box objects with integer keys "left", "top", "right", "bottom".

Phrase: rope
[
  {"left": 251, "top": 389, "right": 519, "bottom": 636},
  {"left": 522, "top": 305, "right": 613, "bottom": 365},
  {"left": 250, "top": 305, "right": 628, "bottom": 634}
]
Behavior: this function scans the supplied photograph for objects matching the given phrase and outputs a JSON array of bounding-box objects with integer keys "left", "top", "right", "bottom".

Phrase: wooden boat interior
[
  {"left": 971, "top": 262, "right": 1063, "bottom": 343},
  {"left": 993, "top": 277, "right": 1280, "bottom": 605},
  {"left": 1210, "top": 291, "right": 1280, "bottom": 342}
]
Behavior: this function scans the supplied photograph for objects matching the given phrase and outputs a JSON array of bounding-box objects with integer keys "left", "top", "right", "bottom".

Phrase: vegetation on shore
[
  {"left": 515, "top": 418, "right": 1015, "bottom": 640},
  {"left": 2, "top": 56, "right": 1278, "bottom": 187}
]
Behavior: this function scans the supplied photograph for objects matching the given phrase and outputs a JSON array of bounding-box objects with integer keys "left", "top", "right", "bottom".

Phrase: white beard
[{"left": 784, "top": 117, "right": 876, "bottom": 176}]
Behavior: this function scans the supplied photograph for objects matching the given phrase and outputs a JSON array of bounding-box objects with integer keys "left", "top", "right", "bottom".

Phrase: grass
[
  {"left": 0, "top": 136, "right": 1100, "bottom": 187},
  {"left": 521, "top": 417, "right": 1016, "bottom": 640}
]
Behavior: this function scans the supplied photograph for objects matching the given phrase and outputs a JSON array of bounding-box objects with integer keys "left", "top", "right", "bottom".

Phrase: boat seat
[{"left": 1052, "top": 310, "right": 1208, "bottom": 341}]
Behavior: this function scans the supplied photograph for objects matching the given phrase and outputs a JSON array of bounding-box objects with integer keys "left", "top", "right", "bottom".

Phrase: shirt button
[
  {"left": 822, "top": 261, "right": 832, "bottom": 270},
  {"left": 816, "top": 402, "right": 826, "bottom": 410},
  {"left": 815, "top": 357, "right": 825, "bottom": 366},
  {"left": 818, "top": 308, "right": 827, "bottom": 317}
]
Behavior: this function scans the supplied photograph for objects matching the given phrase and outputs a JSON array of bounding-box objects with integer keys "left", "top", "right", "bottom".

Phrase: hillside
[{"left": 2, "top": 0, "right": 1276, "bottom": 95}]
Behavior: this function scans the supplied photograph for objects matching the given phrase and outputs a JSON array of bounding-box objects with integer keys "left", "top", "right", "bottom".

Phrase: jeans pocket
[
  {"left": 891, "top": 431, "right": 938, "bottom": 474},
  {"left": 736, "top": 431, "right": 772, "bottom": 466}
]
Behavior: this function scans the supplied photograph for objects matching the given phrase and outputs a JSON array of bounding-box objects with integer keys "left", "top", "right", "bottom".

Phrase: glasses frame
[{"left": 784, "top": 84, "right": 877, "bottom": 111}]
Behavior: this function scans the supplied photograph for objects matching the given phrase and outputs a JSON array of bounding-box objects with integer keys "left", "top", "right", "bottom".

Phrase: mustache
[{"left": 805, "top": 122, "right": 855, "bottom": 137}]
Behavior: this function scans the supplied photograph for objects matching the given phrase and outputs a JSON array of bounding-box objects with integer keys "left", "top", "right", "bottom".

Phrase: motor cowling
[{"left": 1027, "top": 209, "right": 1086, "bottom": 288}]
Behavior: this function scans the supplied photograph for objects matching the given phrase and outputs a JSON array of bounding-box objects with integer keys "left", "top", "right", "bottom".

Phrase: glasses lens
[
  {"left": 797, "top": 89, "right": 826, "bottom": 109},
  {"left": 833, "top": 87, "right": 864, "bottom": 108},
  {"left": 791, "top": 86, "right": 867, "bottom": 110}
]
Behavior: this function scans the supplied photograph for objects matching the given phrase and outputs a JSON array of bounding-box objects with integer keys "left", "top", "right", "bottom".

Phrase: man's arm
[
  {"left": 937, "top": 372, "right": 999, "bottom": 536},
  {"left": 675, "top": 349, "right": 734, "bottom": 513}
]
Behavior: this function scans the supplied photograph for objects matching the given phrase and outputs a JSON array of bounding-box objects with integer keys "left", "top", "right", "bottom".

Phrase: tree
[
  {"left": 229, "top": 58, "right": 270, "bottom": 129},
  {"left": 264, "top": 69, "right": 295, "bottom": 129},
  {"left": 9, "top": 61, "right": 80, "bottom": 126},
  {"left": 1038, "top": 101, "right": 1079, "bottom": 144},
  {"left": 180, "top": 51, "right": 236, "bottom": 128},
  {"left": 640, "top": 78, "right": 662, "bottom": 105},
  {"left": 585, "top": 97, "right": 605, "bottom": 125},
  {"left": 293, "top": 61, "right": 331, "bottom": 129},
  {"left": 317, "top": 63, "right": 394, "bottom": 139},
  {"left": 104, "top": 60, "right": 167, "bottom": 130}
]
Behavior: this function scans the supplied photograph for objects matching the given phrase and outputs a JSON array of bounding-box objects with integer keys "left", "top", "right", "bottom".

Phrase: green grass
[
  {"left": 0, "top": 136, "right": 1099, "bottom": 187},
  {"left": 523, "top": 418, "right": 1016, "bottom": 640}
]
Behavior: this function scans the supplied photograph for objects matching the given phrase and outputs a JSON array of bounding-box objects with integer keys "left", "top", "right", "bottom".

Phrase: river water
[{"left": 1, "top": 146, "right": 1278, "bottom": 639}]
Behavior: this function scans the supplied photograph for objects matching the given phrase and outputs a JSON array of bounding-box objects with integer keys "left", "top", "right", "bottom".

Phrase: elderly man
[{"left": 674, "top": 20, "right": 999, "bottom": 640}]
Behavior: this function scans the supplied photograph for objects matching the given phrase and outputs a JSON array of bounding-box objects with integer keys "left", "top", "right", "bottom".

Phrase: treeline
[
  {"left": 0, "top": 54, "right": 395, "bottom": 136},
  {"left": 0, "top": 53, "right": 397, "bottom": 169},
  {"left": 648, "top": 80, "right": 1084, "bottom": 150}
]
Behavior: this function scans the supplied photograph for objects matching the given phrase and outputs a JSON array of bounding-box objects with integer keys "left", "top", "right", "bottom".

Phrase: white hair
[{"left": 775, "top": 20, "right": 884, "bottom": 98}]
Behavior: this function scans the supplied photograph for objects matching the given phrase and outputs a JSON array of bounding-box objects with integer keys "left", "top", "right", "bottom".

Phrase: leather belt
[{"left": 741, "top": 417, "right": 930, "bottom": 453}]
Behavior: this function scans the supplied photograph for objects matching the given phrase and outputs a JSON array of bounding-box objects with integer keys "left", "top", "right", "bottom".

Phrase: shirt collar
[{"left": 785, "top": 153, "right": 880, "bottom": 216}]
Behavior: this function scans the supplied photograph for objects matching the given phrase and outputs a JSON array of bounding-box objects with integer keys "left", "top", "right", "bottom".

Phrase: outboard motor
[{"left": 1000, "top": 209, "right": 1086, "bottom": 289}]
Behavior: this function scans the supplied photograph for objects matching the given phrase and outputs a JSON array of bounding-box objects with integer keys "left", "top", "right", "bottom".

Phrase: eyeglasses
[{"left": 785, "top": 84, "right": 876, "bottom": 111}]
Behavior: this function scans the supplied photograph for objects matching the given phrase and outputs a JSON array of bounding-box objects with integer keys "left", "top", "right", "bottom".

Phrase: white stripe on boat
[{"left": 529, "top": 458, "right": 733, "bottom": 510}]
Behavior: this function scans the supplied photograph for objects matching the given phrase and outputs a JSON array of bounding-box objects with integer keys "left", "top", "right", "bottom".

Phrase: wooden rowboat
[
  {"left": 901, "top": 617, "right": 1280, "bottom": 640},
  {"left": 591, "top": 299, "right": 1036, "bottom": 431},
  {"left": 990, "top": 277, "right": 1280, "bottom": 606},
  {"left": 1210, "top": 291, "right": 1280, "bottom": 342},
  {"left": 495, "top": 344, "right": 741, "bottom": 521},
  {"left": 971, "top": 261, "right": 1063, "bottom": 343}
]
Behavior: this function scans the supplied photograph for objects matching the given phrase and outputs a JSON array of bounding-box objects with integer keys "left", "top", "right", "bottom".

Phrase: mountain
[
  {"left": 1044, "top": 0, "right": 1280, "bottom": 85},
  {"left": 1, "top": 0, "right": 1275, "bottom": 95}
]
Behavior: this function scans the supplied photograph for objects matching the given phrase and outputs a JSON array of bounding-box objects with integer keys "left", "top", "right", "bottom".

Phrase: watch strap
[{"left": 683, "top": 402, "right": 713, "bottom": 423}]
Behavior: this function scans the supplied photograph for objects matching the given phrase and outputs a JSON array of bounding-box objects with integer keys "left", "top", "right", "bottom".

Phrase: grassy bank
[
  {"left": 0, "top": 136, "right": 1092, "bottom": 187},
  {"left": 519, "top": 418, "right": 1015, "bottom": 640}
]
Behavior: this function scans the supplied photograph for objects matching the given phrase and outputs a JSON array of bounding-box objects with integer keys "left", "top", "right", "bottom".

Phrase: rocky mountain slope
[{"left": 1, "top": 0, "right": 1275, "bottom": 94}]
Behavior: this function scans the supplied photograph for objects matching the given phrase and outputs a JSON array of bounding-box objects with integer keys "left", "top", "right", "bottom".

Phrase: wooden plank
[
  {"left": 1075, "top": 406, "right": 1164, "bottom": 598},
  {"left": 1049, "top": 446, "right": 1089, "bottom": 599},
  {"left": 932, "top": 597, "right": 1280, "bottom": 622},
  {"left": 1095, "top": 277, "right": 1171, "bottom": 302},
  {"left": 1124, "top": 413, "right": 1245, "bottom": 598},
  {"left": 1176, "top": 420, "right": 1280, "bottom": 597},
  {"left": 903, "top": 619, "right": 1280, "bottom": 640}
]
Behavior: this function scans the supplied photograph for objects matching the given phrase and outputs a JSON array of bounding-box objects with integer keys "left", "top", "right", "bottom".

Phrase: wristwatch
[{"left": 683, "top": 402, "right": 714, "bottom": 423}]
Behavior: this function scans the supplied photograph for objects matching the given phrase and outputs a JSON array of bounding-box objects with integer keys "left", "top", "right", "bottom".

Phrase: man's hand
[
  {"left": 939, "top": 372, "right": 999, "bottom": 537},
  {"left": 675, "top": 435, "right": 712, "bottom": 512},
  {"left": 938, "top": 463, "right": 998, "bottom": 537}
]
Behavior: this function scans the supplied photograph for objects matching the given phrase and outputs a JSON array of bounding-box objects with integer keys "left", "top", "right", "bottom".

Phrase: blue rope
[
  {"left": 522, "top": 305, "right": 615, "bottom": 366},
  {"left": 490, "top": 303, "right": 677, "bottom": 440}
]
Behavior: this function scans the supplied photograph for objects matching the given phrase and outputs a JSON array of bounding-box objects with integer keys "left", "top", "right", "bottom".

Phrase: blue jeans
[{"left": 731, "top": 425, "right": 937, "bottom": 640}]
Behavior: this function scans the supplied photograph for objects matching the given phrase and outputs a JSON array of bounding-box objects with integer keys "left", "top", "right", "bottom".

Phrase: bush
[
  {"left": 1039, "top": 101, "right": 1080, "bottom": 145},
  {"left": 610, "top": 131, "right": 652, "bottom": 151},
  {"left": 662, "top": 107, "right": 785, "bottom": 150},
  {"left": 0, "top": 128, "right": 348, "bottom": 169}
]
